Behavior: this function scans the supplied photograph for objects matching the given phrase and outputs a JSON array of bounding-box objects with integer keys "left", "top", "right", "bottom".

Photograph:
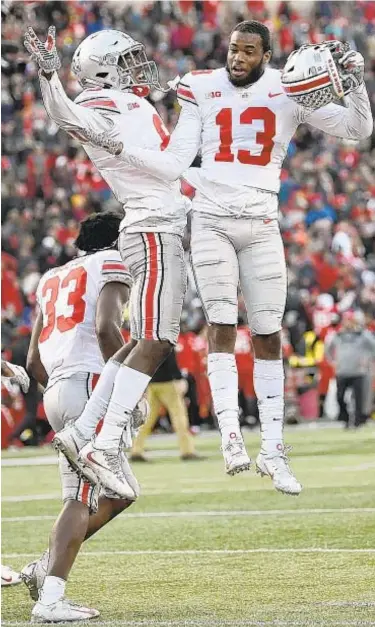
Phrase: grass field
[{"left": 2, "top": 425, "right": 375, "bottom": 626}]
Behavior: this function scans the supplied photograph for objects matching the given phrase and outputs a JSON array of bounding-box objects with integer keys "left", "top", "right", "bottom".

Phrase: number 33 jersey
[{"left": 36, "top": 250, "right": 131, "bottom": 387}]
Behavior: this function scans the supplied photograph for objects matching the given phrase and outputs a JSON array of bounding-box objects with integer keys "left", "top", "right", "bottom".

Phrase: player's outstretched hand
[
  {"left": 24, "top": 25, "right": 61, "bottom": 74},
  {"left": 78, "top": 127, "right": 124, "bottom": 156},
  {"left": 1, "top": 361, "right": 30, "bottom": 393}
]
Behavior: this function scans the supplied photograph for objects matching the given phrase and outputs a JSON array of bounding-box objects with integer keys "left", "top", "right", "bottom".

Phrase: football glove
[
  {"left": 78, "top": 127, "right": 123, "bottom": 156},
  {"left": 3, "top": 362, "right": 30, "bottom": 393},
  {"left": 339, "top": 49, "right": 365, "bottom": 91},
  {"left": 24, "top": 25, "right": 61, "bottom": 74}
]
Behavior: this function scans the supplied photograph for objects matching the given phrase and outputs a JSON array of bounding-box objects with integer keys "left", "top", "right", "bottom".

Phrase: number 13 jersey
[
  {"left": 36, "top": 250, "right": 131, "bottom": 387},
  {"left": 181, "top": 67, "right": 296, "bottom": 197},
  {"left": 117, "top": 65, "right": 371, "bottom": 219}
]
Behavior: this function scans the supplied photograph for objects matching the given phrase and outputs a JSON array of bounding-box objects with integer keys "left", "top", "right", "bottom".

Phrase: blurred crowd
[{"left": 2, "top": 1, "right": 375, "bottom": 445}]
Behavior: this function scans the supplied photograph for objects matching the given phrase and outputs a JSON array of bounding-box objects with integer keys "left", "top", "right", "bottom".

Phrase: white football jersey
[
  {"left": 180, "top": 67, "right": 297, "bottom": 195},
  {"left": 117, "top": 66, "right": 371, "bottom": 218},
  {"left": 37, "top": 250, "right": 131, "bottom": 387},
  {"left": 39, "top": 74, "right": 189, "bottom": 235}
]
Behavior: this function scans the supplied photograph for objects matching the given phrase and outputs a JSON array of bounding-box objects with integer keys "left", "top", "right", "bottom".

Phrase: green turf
[{"left": 2, "top": 426, "right": 375, "bottom": 626}]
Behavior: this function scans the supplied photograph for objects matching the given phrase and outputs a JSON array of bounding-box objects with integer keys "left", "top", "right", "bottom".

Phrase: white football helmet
[
  {"left": 71, "top": 29, "right": 165, "bottom": 93},
  {"left": 281, "top": 41, "right": 358, "bottom": 110}
]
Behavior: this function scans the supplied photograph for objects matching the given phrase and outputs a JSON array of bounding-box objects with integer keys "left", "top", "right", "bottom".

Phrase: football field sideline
[{"left": 3, "top": 547, "right": 375, "bottom": 560}]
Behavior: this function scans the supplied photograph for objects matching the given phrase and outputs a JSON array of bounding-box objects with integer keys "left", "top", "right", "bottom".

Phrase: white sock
[
  {"left": 39, "top": 575, "right": 65, "bottom": 605},
  {"left": 75, "top": 359, "right": 121, "bottom": 439},
  {"left": 95, "top": 366, "right": 151, "bottom": 450},
  {"left": 208, "top": 353, "right": 241, "bottom": 439},
  {"left": 253, "top": 358, "right": 284, "bottom": 455}
]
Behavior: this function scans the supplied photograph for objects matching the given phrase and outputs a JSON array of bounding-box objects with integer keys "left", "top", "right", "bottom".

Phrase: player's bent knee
[
  {"left": 60, "top": 455, "right": 100, "bottom": 513},
  {"left": 62, "top": 491, "right": 99, "bottom": 515},
  {"left": 137, "top": 338, "right": 172, "bottom": 360}
]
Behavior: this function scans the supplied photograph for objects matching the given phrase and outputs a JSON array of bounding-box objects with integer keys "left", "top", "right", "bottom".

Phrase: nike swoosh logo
[
  {"left": 2, "top": 576, "right": 13, "bottom": 583},
  {"left": 86, "top": 451, "right": 106, "bottom": 469},
  {"left": 268, "top": 92, "right": 283, "bottom": 98}
]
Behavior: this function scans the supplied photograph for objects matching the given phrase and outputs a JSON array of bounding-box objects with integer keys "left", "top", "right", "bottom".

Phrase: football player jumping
[
  {"left": 80, "top": 21, "right": 372, "bottom": 494},
  {"left": 24, "top": 27, "right": 190, "bottom": 498}
]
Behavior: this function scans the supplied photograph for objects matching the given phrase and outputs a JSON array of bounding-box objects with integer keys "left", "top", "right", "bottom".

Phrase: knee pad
[{"left": 250, "top": 309, "right": 283, "bottom": 336}]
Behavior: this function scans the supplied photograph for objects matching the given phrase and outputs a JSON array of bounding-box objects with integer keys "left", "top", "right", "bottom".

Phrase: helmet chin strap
[
  {"left": 131, "top": 86, "right": 150, "bottom": 98},
  {"left": 128, "top": 74, "right": 180, "bottom": 96}
]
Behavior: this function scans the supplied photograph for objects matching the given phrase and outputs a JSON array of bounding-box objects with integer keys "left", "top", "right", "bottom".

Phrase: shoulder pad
[
  {"left": 74, "top": 88, "right": 128, "bottom": 115},
  {"left": 177, "top": 69, "right": 224, "bottom": 106},
  {"left": 95, "top": 250, "right": 132, "bottom": 287}
]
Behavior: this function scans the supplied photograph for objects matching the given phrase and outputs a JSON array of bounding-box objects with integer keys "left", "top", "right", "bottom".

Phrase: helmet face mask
[
  {"left": 72, "top": 30, "right": 165, "bottom": 93},
  {"left": 281, "top": 41, "right": 355, "bottom": 110},
  {"left": 116, "top": 45, "right": 161, "bottom": 90}
]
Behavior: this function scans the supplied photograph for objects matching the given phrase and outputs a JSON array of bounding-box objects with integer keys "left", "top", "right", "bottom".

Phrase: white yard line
[
  {"left": 2, "top": 455, "right": 58, "bottom": 467},
  {"left": 3, "top": 622, "right": 375, "bottom": 627},
  {"left": 333, "top": 461, "right": 375, "bottom": 471},
  {"left": 4, "top": 455, "right": 375, "bottom": 473},
  {"left": 3, "top": 548, "right": 375, "bottom": 560},
  {"left": 3, "top": 621, "right": 375, "bottom": 627},
  {"left": 2, "top": 507, "right": 375, "bottom": 523},
  {"left": 2, "top": 485, "right": 374, "bottom": 500},
  {"left": 1, "top": 449, "right": 217, "bottom": 467},
  {"left": 2, "top": 493, "right": 61, "bottom": 502},
  {"left": 318, "top": 602, "right": 375, "bottom": 607}
]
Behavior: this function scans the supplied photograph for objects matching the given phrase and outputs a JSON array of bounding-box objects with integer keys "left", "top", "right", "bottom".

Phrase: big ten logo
[{"left": 206, "top": 91, "right": 222, "bottom": 99}]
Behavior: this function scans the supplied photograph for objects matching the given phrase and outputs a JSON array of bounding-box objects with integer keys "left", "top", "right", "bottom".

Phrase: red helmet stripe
[{"left": 283, "top": 74, "right": 331, "bottom": 94}]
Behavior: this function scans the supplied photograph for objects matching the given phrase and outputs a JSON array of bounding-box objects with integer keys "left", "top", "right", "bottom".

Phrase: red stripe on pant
[
  {"left": 81, "top": 481, "right": 90, "bottom": 505},
  {"left": 144, "top": 233, "right": 158, "bottom": 340},
  {"left": 91, "top": 374, "right": 104, "bottom": 435}
]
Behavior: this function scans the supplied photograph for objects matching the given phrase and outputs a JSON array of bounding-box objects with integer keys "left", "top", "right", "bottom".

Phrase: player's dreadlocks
[
  {"left": 232, "top": 20, "right": 271, "bottom": 53},
  {"left": 74, "top": 211, "right": 122, "bottom": 253}
]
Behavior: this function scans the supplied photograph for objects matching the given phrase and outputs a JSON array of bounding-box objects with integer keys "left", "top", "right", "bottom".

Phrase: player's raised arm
[
  {"left": 283, "top": 42, "right": 373, "bottom": 141},
  {"left": 79, "top": 82, "right": 202, "bottom": 182},
  {"left": 303, "top": 82, "right": 372, "bottom": 140},
  {"left": 24, "top": 26, "right": 112, "bottom": 136},
  {"left": 117, "top": 96, "right": 202, "bottom": 181}
]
